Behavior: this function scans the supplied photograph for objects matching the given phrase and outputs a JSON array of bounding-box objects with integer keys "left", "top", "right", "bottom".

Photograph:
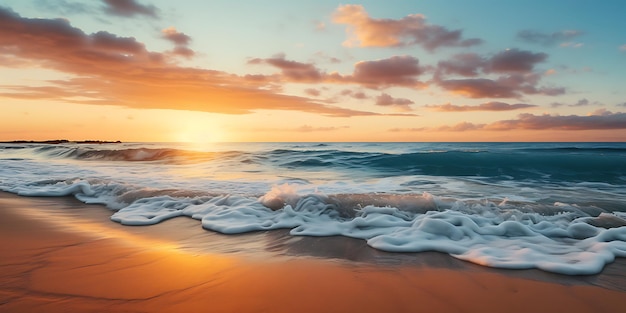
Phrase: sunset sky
[{"left": 1, "top": 0, "right": 625, "bottom": 142}]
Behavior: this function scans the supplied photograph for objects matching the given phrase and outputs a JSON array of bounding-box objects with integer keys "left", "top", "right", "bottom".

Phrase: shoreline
[{"left": 1, "top": 192, "right": 626, "bottom": 312}]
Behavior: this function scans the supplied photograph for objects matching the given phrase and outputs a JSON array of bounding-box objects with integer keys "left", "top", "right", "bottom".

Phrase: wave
[
  {"left": 2, "top": 177, "right": 626, "bottom": 275},
  {"left": 4, "top": 143, "right": 626, "bottom": 182},
  {"left": 16, "top": 145, "right": 237, "bottom": 163},
  {"left": 272, "top": 149, "right": 626, "bottom": 182},
  {"left": 2, "top": 142, "right": 626, "bottom": 275}
]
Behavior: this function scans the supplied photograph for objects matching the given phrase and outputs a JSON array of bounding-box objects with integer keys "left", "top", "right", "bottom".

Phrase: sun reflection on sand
[
  {"left": 2, "top": 193, "right": 626, "bottom": 312},
  {"left": 14, "top": 201, "right": 182, "bottom": 253}
]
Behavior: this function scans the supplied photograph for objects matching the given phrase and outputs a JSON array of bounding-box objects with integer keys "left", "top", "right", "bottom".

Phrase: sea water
[{"left": 1, "top": 142, "right": 625, "bottom": 275}]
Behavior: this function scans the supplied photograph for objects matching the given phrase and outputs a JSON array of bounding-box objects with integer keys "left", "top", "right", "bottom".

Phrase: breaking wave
[{"left": 1, "top": 141, "right": 626, "bottom": 275}]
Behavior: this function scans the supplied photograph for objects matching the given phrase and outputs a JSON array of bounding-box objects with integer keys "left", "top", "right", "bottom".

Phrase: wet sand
[{"left": 1, "top": 192, "right": 625, "bottom": 313}]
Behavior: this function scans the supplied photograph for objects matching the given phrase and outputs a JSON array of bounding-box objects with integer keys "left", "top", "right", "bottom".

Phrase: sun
[
  {"left": 176, "top": 125, "right": 225, "bottom": 144},
  {"left": 170, "top": 115, "right": 227, "bottom": 144}
]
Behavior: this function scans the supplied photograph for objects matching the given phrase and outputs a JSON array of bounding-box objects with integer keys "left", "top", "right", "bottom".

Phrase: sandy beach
[{"left": 1, "top": 192, "right": 625, "bottom": 313}]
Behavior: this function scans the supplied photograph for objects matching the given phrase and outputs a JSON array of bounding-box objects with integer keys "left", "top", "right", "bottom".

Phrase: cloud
[
  {"left": 313, "top": 51, "right": 341, "bottom": 63},
  {"left": 169, "top": 46, "right": 195, "bottom": 58},
  {"left": 405, "top": 111, "right": 626, "bottom": 132},
  {"left": 91, "top": 30, "right": 146, "bottom": 54},
  {"left": 559, "top": 42, "right": 583, "bottom": 48},
  {"left": 345, "top": 55, "right": 424, "bottom": 88},
  {"left": 295, "top": 125, "right": 350, "bottom": 132},
  {"left": 436, "top": 48, "right": 548, "bottom": 77},
  {"left": 304, "top": 88, "right": 321, "bottom": 97},
  {"left": 0, "top": 8, "right": 156, "bottom": 72},
  {"left": 252, "top": 54, "right": 425, "bottom": 89},
  {"left": 437, "top": 78, "right": 518, "bottom": 98},
  {"left": 388, "top": 122, "right": 485, "bottom": 133},
  {"left": 437, "top": 72, "right": 564, "bottom": 99},
  {"left": 437, "top": 74, "right": 564, "bottom": 99},
  {"left": 517, "top": 29, "right": 583, "bottom": 46},
  {"left": 620, "top": 44, "right": 626, "bottom": 52},
  {"left": 249, "top": 125, "right": 353, "bottom": 133},
  {"left": 314, "top": 21, "right": 326, "bottom": 31},
  {"left": 588, "top": 108, "right": 613, "bottom": 116},
  {"left": 340, "top": 89, "right": 368, "bottom": 99},
  {"left": 375, "top": 93, "right": 414, "bottom": 111},
  {"left": 388, "top": 127, "right": 427, "bottom": 132},
  {"left": 161, "top": 27, "right": 195, "bottom": 58},
  {"left": 248, "top": 54, "right": 324, "bottom": 83},
  {"left": 436, "top": 122, "right": 485, "bottom": 132},
  {"left": 573, "top": 98, "right": 590, "bottom": 106},
  {"left": 550, "top": 98, "right": 602, "bottom": 108},
  {"left": 433, "top": 49, "right": 560, "bottom": 98},
  {"left": 35, "top": 0, "right": 93, "bottom": 15},
  {"left": 0, "top": 7, "right": 383, "bottom": 118},
  {"left": 0, "top": 85, "right": 77, "bottom": 100},
  {"left": 162, "top": 27, "right": 191, "bottom": 46},
  {"left": 485, "top": 112, "right": 626, "bottom": 130},
  {"left": 391, "top": 121, "right": 486, "bottom": 132},
  {"left": 102, "top": 0, "right": 158, "bottom": 18},
  {"left": 427, "top": 101, "right": 536, "bottom": 112},
  {"left": 435, "top": 53, "right": 484, "bottom": 77},
  {"left": 332, "top": 4, "right": 482, "bottom": 51},
  {"left": 486, "top": 49, "right": 547, "bottom": 73}
]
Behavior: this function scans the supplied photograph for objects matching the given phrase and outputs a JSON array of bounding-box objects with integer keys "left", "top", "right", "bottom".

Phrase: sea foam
[
  {"left": 2, "top": 142, "right": 626, "bottom": 275},
  {"left": 120, "top": 183, "right": 626, "bottom": 275}
]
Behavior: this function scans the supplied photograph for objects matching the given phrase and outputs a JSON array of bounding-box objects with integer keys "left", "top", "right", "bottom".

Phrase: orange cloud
[
  {"left": 332, "top": 4, "right": 482, "bottom": 51},
  {"left": 0, "top": 7, "right": 381, "bottom": 118}
]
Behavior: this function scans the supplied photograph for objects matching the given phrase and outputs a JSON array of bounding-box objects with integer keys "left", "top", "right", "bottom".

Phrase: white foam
[
  {"left": 2, "top": 148, "right": 626, "bottom": 276},
  {"left": 101, "top": 184, "right": 626, "bottom": 275}
]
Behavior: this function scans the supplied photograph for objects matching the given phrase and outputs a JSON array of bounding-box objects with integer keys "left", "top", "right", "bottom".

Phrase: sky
[{"left": 1, "top": 0, "right": 625, "bottom": 142}]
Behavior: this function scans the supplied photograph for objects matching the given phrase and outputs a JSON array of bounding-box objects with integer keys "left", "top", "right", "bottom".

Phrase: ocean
[{"left": 1, "top": 141, "right": 625, "bottom": 275}]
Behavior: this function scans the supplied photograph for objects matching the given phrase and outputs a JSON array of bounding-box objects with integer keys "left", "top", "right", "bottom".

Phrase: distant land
[{"left": 1, "top": 140, "right": 122, "bottom": 144}]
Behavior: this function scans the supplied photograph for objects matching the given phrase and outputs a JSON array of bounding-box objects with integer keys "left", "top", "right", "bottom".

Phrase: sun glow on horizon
[{"left": 172, "top": 116, "right": 228, "bottom": 144}]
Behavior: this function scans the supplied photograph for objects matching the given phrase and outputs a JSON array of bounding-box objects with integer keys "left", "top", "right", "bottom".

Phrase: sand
[{"left": 1, "top": 192, "right": 625, "bottom": 313}]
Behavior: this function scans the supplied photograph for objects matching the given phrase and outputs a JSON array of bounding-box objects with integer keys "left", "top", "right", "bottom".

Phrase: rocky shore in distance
[{"left": 1, "top": 140, "right": 122, "bottom": 144}]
